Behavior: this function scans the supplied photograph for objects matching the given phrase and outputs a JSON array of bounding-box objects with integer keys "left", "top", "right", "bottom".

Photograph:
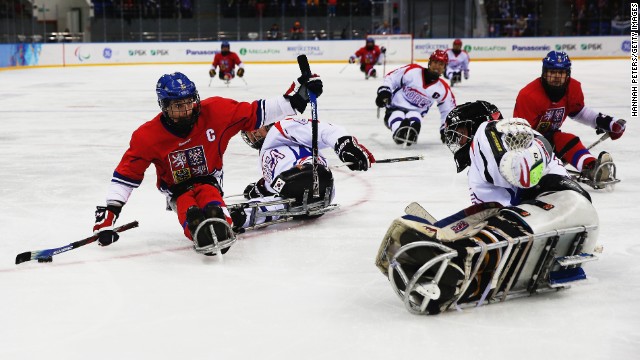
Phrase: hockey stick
[
  {"left": 332, "top": 155, "right": 424, "bottom": 168},
  {"left": 586, "top": 132, "right": 610, "bottom": 150},
  {"left": 208, "top": 77, "right": 213, "bottom": 87},
  {"left": 297, "top": 55, "right": 321, "bottom": 198},
  {"left": 339, "top": 63, "right": 350, "bottom": 74},
  {"left": 15, "top": 221, "right": 139, "bottom": 265}
]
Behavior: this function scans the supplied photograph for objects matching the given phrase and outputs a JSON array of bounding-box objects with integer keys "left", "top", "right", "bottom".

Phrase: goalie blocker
[{"left": 376, "top": 190, "right": 600, "bottom": 315}]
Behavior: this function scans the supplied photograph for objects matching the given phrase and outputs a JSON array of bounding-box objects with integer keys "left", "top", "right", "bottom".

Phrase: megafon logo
[
  {"left": 240, "top": 48, "right": 247, "bottom": 55},
  {"left": 464, "top": 45, "right": 472, "bottom": 52},
  {"left": 74, "top": 46, "right": 91, "bottom": 61}
]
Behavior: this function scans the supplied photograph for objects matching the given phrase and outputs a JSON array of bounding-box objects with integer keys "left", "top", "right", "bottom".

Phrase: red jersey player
[
  {"left": 348, "top": 37, "right": 386, "bottom": 79},
  {"left": 514, "top": 51, "right": 626, "bottom": 186},
  {"left": 92, "top": 71, "right": 323, "bottom": 256},
  {"left": 209, "top": 41, "right": 244, "bottom": 83}
]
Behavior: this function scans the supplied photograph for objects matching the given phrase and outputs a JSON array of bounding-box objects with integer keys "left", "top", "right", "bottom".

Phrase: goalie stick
[{"left": 15, "top": 221, "right": 139, "bottom": 265}]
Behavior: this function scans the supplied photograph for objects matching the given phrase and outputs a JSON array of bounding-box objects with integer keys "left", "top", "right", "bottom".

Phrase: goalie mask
[
  {"left": 156, "top": 72, "right": 201, "bottom": 136},
  {"left": 444, "top": 100, "right": 503, "bottom": 172}
]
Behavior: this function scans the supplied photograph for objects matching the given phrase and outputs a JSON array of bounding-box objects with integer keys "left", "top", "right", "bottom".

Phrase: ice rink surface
[{"left": 1, "top": 59, "right": 637, "bottom": 359}]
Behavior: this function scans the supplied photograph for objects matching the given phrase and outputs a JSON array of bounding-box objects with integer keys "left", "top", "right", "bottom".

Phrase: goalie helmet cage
[{"left": 369, "top": 34, "right": 414, "bottom": 65}]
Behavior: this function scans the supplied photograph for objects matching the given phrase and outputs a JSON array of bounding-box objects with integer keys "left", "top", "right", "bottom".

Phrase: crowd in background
[{"left": 486, "top": 0, "right": 632, "bottom": 37}]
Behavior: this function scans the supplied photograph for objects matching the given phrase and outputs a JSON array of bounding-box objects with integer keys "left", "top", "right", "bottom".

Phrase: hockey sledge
[
  {"left": 567, "top": 158, "right": 620, "bottom": 190},
  {"left": 376, "top": 191, "right": 601, "bottom": 315},
  {"left": 228, "top": 187, "right": 339, "bottom": 231}
]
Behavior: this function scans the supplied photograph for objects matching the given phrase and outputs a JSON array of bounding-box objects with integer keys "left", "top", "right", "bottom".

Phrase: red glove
[
  {"left": 93, "top": 205, "right": 121, "bottom": 246},
  {"left": 609, "top": 119, "right": 626, "bottom": 140}
]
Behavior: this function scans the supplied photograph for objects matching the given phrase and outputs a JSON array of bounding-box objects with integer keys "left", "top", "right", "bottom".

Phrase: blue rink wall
[{"left": 0, "top": 36, "right": 630, "bottom": 69}]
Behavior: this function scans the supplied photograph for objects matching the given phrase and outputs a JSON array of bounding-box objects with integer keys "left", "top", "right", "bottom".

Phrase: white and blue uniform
[
  {"left": 240, "top": 117, "right": 349, "bottom": 227},
  {"left": 468, "top": 120, "right": 568, "bottom": 206},
  {"left": 445, "top": 49, "right": 470, "bottom": 80},
  {"left": 382, "top": 64, "right": 456, "bottom": 133}
]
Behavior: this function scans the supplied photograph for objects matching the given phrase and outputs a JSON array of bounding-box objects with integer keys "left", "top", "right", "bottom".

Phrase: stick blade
[{"left": 15, "top": 252, "right": 33, "bottom": 265}]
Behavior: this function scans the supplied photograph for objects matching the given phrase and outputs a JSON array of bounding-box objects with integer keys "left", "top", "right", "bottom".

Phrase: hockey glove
[
  {"left": 348, "top": 55, "right": 356, "bottom": 64},
  {"left": 93, "top": 204, "right": 122, "bottom": 246},
  {"left": 237, "top": 68, "right": 245, "bottom": 77},
  {"left": 284, "top": 74, "right": 323, "bottom": 113},
  {"left": 243, "top": 178, "right": 273, "bottom": 199},
  {"left": 440, "top": 126, "right": 446, "bottom": 144},
  {"left": 596, "top": 115, "right": 626, "bottom": 140},
  {"left": 335, "top": 136, "right": 375, "bottom": 171},
  {"left": 381, "top": 46, "right": 387, "bottom": 54},
  {"left": 375, "top": 86, "right": 392, "bottom": 108},
  {"left": 209, "top": 69, "right": 216, "bottom": 77}
]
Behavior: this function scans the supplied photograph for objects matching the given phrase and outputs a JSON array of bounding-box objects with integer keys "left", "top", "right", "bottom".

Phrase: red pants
[
  {"left": 175, "top": 183, "right": 231, "bottom": 239},
  {"left": 548, "top": 130, "right": 595, "bottom": 171}
]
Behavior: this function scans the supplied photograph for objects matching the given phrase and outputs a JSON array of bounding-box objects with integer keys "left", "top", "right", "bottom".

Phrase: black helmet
[{"left": 444, "top": 101, "right": 503, "bottom": 172}]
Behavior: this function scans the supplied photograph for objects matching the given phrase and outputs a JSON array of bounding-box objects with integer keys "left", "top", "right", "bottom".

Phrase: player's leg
[
  {"left": 550, "top": 131, "right": 614, "bottom": 182},
  {"left": 391, "top": 110, "right": 422, "bottom": 146}
]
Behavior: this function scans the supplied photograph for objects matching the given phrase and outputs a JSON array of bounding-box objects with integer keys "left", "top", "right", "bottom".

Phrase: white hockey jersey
[
  {"left": 382, "top": 64, "right": 456, "bottom": 128},
  {"left": 258, "top": 117, "right": 349, "bottom": 193},
  {"left": 445, "top": 49, "right": 470, "bottom": 74},
  {"left": 467, "top": 121, "right": 568, "bottom": 206}
]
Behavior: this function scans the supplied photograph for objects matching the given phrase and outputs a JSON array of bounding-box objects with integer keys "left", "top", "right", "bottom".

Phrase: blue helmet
[
  {"left": 542, "top": 51, "right": 571, "bottom": 75},
  {"left": 221, "top": 41, "right": 230, "bottom": 49},
  {"left": 156, "top": 72, "right": 201, "bottom": 134}
]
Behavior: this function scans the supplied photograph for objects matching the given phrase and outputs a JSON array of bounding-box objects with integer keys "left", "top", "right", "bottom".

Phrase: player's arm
[
  {"left": 93, "top": 134, "right": 151, "bottom": 247},
  {"left": 572, "top": 106, "right": 626, "bottom": 140},
  {"left": 436, "top": 83, "right": 456, "bottom": 131},
  {"left": 375, "top": 66, "right": 404, "bottom": 107}
]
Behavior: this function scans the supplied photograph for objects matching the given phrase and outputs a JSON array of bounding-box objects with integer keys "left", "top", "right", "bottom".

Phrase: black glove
[
  {"left": 209, "top": 69, "right": 216, "bottom": 77},
  {"left": 284, "top": 74, "right": 323, "bottom": 113},
  {"left": 243, "top": 178, "right": 272, "bottom": 199},
  {"left": 93, "top": 204, "right": 122, "bottom": 246},
  {"left": 237, "top": 68, "right": 245, "bottom": 77},
  {"left": 335, "top": 136, "right": 375, "bottom": 171},
  {"left": 375, "top": 86, "right": 391, "bottom": 108},
  {"left": 229, "top": 207, "right": 247, "bottom": 234},
  {"left": 381, "top": 46, "right": 387, "bottom": 54},
  {"left": 596, "top": 115, "right": 626, "bottom": 140},
  {"left": 440, "top": 127, "right": 446, "bottom": 144}
]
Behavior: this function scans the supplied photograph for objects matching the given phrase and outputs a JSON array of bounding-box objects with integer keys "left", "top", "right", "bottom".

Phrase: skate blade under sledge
[
  {"left": 229, "top": 188, "right": 339, "bottom": 231},
  {"left": 192, "top": 218, "right": 237, "bottom": 256},
  {"left": 568, "top": 160, "right": 620, "bottom": 190}
]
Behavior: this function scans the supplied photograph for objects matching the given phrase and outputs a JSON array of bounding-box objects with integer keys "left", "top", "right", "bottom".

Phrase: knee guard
[{"left": 271, "top": 164, "right": 334, "bottom": 206}]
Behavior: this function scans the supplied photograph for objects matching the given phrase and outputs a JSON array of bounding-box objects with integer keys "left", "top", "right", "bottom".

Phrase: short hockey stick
[
  {"left": 586, "top": 119, "right": 625, "bottom": 150},
  {"left": 332, "top": 155, "right": 424, "bottom": 168},
  {"left": 339, "top": 63, "right": 350, "bottom": 73},
  {"left": 298, "top": 54, "right": 321, "bottom": 198},
  {"left": 15, "top": 221, "right": 139, "bottom": 265},
  {"left": 208, "top": 77, "right": 213, "bottom": 87}
]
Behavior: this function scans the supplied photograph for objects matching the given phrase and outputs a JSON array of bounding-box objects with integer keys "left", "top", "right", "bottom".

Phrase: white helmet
[{"left": 499, "top": 145, "right": 545, "bottom": 188}]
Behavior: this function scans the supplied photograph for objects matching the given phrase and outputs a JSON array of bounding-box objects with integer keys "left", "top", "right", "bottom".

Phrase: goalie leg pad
[{"left": 271, "top": 164, "right": 334, "bottom": 207}]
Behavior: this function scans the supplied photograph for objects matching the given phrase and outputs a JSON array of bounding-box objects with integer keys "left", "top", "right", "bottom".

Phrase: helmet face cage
[
  {"left": 444, "top": 101, "right": 503, "bottom": 172},
  {"left": 241, "top": 124, "right": 273, "bottom": 150},
  {"left": 542, "top": 50, "right": 571, "bottom": 77},
  {"left": 156, "top": 72, "right": 201, "bottom": 127}
]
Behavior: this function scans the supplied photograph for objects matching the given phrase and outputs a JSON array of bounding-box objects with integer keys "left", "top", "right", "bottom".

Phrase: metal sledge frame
[
  {"left": 192, "top": 217, "right": 237, "bottom": 257},
  {"left": 388, "top": 224, "right": 598, "bottom": 315},
  {"left": 228, "top": 187, "right": 340, "bottom": 232}
]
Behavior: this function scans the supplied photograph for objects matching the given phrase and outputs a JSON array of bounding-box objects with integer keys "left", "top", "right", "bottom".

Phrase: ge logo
[{"left": 206, "top": 129, "right": 216, "bottom": 142}]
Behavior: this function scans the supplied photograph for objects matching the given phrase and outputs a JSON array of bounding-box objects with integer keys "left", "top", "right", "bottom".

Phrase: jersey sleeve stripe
[{"left": 112, "top": 171, "right": 142, "bottom": 188}]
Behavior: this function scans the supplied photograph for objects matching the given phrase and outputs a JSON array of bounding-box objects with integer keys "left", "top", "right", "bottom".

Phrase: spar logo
[{"left": 74, "top": 46, "right": 91, "bottom": 61}]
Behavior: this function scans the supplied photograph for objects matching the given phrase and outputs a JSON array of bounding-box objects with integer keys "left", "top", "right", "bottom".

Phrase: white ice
[{"left": 0, "top": 59, "right": 637, "bottom": 360}]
